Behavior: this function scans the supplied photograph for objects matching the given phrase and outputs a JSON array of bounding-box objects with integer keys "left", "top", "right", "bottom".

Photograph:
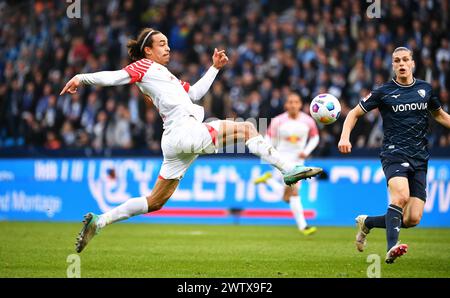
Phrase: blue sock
[
  {"left": 365, "top": 215, "right": 411, "bottom": 229},
  {"left": 385, "top": 204, "right": 403, "bottom": 251},
  {"left": 365, "top": 215, "right": 386, "bottom": 229}
]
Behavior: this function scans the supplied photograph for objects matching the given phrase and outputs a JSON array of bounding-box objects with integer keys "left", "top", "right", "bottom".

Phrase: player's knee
[
  {"left": 403, "top": 215, "right": 421, "bottom": 228},
  {"left": 146, "top": 196, "right": 166, "bottom": 212},
  {"left": 391, "top": 193, "right": 409, "bottom": 208},
  {"left": 402, "top": 220, "right": 419, "bottom": 228},
  {"left": 148, "top": 202, "right": 164, "bottom": 212}
]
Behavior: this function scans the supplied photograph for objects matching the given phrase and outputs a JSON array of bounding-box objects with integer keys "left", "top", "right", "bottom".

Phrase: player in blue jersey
[{"left": 338, "top": 47, "right": 450, "bottom": 264}]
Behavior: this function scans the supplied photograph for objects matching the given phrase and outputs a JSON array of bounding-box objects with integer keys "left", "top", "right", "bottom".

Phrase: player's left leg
[
  {"left": 76, "top": 177, "right": 179, "bottom": 253},
  {"left": 402, "top": 169, "right": 427, "bottom": 228},
  {"left": 76, "top": 122, "right": 203, "bottom": 253}
]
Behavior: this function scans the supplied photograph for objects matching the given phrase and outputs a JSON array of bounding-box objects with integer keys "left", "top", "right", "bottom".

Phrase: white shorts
[{"left": 159, "top": 117, "right": 221, "bottom": 180}]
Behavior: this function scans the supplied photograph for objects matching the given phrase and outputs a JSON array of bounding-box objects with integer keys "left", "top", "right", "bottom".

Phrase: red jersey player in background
[{"left": 254, "top": 93, "right": 320, "bottom": 235}]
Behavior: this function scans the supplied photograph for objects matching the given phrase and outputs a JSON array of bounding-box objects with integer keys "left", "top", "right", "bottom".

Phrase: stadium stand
[{"left": 0, "top": 0, "right": 449, "bottom": 157}]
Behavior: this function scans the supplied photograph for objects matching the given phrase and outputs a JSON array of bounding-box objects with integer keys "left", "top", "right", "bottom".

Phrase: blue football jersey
[{"left": 359, "top": 78, "right": 442, "bottom": 161}]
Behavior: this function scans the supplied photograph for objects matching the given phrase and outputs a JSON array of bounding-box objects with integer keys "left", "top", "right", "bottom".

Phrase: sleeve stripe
[
  {"left": 127, "top": 66, "right": 143, "bottom": 81},
  {"left": 266, "top": 118, "right": 279, "bottom": 137},
  {"left": 179, "top": 80, "right": 190, "bottom": 92},
  {"left": 358, "top": 102, "right": 368, "bottom": 113},
  {"left": 308, "top": 118, "right": 319, "bottom": 137},
  {"left": 123, "top": 59, "right": 153, "bottom": 83},
  {"left": 136, "top": 60, "right": 152, "bottom": 68},
  {"left": 132, "top": 64, "right": 149, "bottom": 72}
]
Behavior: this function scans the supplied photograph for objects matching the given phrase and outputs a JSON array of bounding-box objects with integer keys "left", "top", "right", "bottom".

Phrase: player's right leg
[
  {"left": 217, "top": 120, "right": 322, "bottom": 184},
  {"left": 284, "top": 183, "right": 317, "bottom": 235},
  {"left": 384, "top": 176, "right": 410, "bottom": 263},
  {"left": 75, "top": 177, "right": 179, "bottom": 253}
]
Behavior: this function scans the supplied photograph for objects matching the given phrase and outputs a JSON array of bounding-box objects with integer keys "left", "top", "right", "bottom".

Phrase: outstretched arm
[
  {"left": 188, "top": 66, "right": 220, "bottom": 101},
  {"left": 338, "top": 104, "right": 365, "bottom": 154},
  {"left": 300, "top": 135, "right": 320, "bottom": 158},
  {"left": 188, "top": 48, "right": 228, "bottom": 101},
  {"left": 299, "top": 117, "right": 320, "bottom": 158},
  {"left": 60, "top": 70, "right": 131, "bottom": 95},
  {"left": 431, "top": 108, "right": 450, "bottom": 129}
]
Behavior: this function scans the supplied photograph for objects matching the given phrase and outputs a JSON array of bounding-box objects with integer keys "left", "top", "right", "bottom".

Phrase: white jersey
[
  {"left": 124, "top": 59, "right": 216, "bottom": 129},
  {"left": 76, "top": 58, "right": 221, "bottom": 179},
  {"left": 267, "top": 111, "right": 319, "bottom": 161},
  {"left": 77, "top": 59, "right": 219, "bottom": 130}
]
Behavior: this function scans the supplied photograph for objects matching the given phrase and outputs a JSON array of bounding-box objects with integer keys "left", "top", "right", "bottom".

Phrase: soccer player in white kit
[
  {"left": 60, "top": 28, "right": 323, "bottom": 253},
  {"left": 254, "top": 93, "right": 320, "bottom": 235}
]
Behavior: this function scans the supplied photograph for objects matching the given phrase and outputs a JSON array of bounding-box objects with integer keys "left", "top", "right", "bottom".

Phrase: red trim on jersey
[
  {"left": 308, "top": 117, "right": 319, "bottom": 138},
  {"left": 179, "top": 80, "right": 190, "bottom": 92},
  {"left": 123, "top": 59, "right": 153, "bottom": 83},
  {"left": 158, "top": 174, "right": 166, "bottom": 180},
  {"left": 204, "top": 123, "right": 218, "bottom": 146},
  {"left": 266, "top": 117, "right": 279, "bottom": 138}
]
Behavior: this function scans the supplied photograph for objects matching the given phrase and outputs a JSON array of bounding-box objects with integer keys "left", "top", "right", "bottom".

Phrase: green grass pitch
[{"left": 1, "top": 221, "right": 449, "bottom": 278}]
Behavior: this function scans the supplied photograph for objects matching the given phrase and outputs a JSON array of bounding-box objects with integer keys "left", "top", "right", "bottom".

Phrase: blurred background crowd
[{"left": 0, "top": 0, "right": 449, "bottom": 156}]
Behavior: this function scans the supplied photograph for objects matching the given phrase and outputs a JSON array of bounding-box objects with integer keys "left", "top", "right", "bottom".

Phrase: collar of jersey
[{"left": 392, "top": 77, "right": 416, "bottom": 87}]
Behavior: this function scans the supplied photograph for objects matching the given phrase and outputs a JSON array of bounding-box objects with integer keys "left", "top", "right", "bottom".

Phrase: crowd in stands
[{"left": 1, "top": 0, "right": 449, "bottom": 156}]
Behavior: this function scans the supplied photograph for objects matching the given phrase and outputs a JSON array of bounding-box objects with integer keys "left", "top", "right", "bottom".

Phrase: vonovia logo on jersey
[
  {"left": 418, "top": 89, "right": 426, "bottom": 98},
  {"left": 392, "top": 102, "right": 428, "bottom": 112}
]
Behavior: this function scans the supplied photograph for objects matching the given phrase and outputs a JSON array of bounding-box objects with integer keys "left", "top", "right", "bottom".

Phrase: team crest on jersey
[
  {"left": 287, "top": 136, "right": 300, "bottom": 143},
  {"left": 417, "top": 89, "right": 426, "bottom": 98},
  {"left": 362, "top": 93, "right": 372, "bottom": 102}
]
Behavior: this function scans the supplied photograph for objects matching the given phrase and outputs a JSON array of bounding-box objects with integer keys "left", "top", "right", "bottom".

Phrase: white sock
[
  {"left": 97, "top": 196, "right": 148, "bottom": 228},
  {"left": 289, "top": 195, "right": 307, "bottom": 230},
  {"left": 266, "top": 177, "right": 285, "bottom": 193},
  {"left": 246, "top": 135, "right": 294, "bottom": 172}
]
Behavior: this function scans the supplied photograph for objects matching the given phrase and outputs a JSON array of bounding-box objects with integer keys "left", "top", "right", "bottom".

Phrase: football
[{"left": 309, "top": 93, "right": 341, "bottom": 125}]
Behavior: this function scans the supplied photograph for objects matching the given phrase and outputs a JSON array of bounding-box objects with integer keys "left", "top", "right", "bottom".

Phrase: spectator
[
  {"left": 61, "top": 121, "right": 77, "bottom": 148},
  {"left": 44, "top": 131, "right": 61, "bottom": 150},
  {"left": 108, "top": 104, "right": 132, "bottom": 149},
  {"left": 81, "top": 91, "right": 101, "bottom": 133}
]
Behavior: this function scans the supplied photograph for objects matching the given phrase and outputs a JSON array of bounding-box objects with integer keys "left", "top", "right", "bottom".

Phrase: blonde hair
[{"left": 392, "top": 47, "right": 413, "bottom": 59}]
